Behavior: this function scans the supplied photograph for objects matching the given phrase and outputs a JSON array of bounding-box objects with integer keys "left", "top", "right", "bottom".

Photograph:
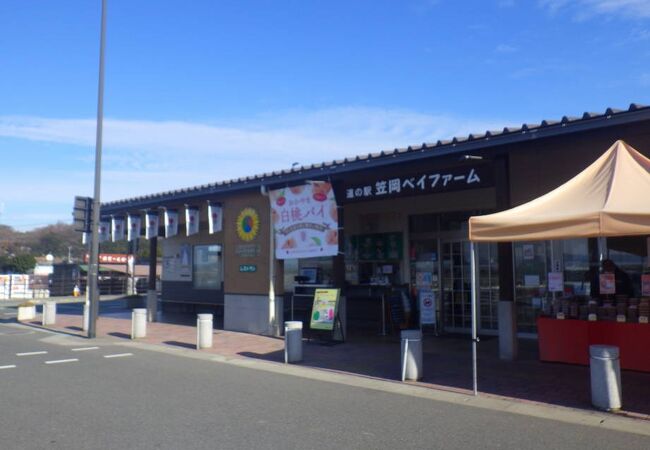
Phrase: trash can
[
  {"left": 42, "top": 301, "right": 57, "bottom": 326},
  {"left": 589, "top": 345, "right": 622, "bottom": 411},
  {"left": 401, "top": 329, "right": 423, "bottom": 381},
  {"left": 131, "top": 308, "right": 147, "bottom": 339},
  {"left": 284, "top": 321, "right": 303, "bottom": 363},
  {"left": 196, "top": 314, "right": 213, "bottom": 349}
]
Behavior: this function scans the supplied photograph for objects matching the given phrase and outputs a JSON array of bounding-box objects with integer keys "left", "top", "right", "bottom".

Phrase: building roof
[{"left": 102, "top": 102, "right": 650, "bottom": 214}]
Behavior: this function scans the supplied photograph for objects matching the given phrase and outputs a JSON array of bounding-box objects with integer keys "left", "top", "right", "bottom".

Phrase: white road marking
[
  {"left": 0, "top": 365, "right": 16, "bottom": 370},
  {"left": 103, "top": 353, "right": 133, "bottom": 359},
  {"left": 16, "top": 351, "right": 47, "bottom": 356},
  {"left": 71, "top": 346, "right": 99, "bottom": 352},
  {"left": 45, "top": 359, "right": 78, "bottom": 365}
]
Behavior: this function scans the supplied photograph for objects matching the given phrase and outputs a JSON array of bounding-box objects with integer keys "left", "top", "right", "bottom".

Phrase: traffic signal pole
[{"left": 88, "top": 0, "right": 107, "bottom": 339}]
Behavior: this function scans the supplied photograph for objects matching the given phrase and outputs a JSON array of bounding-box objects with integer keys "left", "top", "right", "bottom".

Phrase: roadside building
[{"left": 100, "top": 103, "right": 650, "bottom": 362}]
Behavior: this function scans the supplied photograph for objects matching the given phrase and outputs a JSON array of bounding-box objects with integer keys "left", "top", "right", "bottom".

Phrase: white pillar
[
  {"left": 470, "top": 241, "right": 479, "bottom": 396},
  {"left": 196, "top": 314, "right": 213, "bottom": 349},
  {"left": 42, "top": 301, "right": 57, "bottom": 326},
  {"left": 131, "top": 308, "right": 147, "bottom": 339}
]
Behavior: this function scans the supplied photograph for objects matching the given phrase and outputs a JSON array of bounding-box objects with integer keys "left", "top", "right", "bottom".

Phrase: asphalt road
[{"left": 0, "top": 323, "right": 647, "bottom": 450}]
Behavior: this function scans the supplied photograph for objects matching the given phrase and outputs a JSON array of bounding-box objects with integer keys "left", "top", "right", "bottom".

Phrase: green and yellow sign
[{"left": 310, "top": 288, "right": 340, "bottom": 331}]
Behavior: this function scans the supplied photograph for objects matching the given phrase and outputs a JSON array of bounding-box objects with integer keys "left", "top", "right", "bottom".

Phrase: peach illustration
[
  {"left": 282, "top": 237, "right": 297, "bottom": 249},
  {"left": 326, "top": 229, "right": 338, "bottom": 245}
]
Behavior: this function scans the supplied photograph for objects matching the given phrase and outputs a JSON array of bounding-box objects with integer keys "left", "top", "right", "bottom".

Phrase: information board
[
  {"left": 310, "top": 289, "right": 340, "bottom": 331},
  {"left": 419, "top": 289, "right": 436, "bottom": 325}
]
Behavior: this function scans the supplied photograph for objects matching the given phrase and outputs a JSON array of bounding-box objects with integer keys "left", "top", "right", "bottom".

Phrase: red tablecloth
[{"left": 537, "top": 317, "right": 650, "bottom": 372}]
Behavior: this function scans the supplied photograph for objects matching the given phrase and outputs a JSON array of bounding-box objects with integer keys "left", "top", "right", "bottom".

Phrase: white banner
[
  {"left": 185, "top": 207, "right": 199, "bottom": 236},
  {"left": 208, "top": 203, "right": 223, "bottom": 234},
  {"left": 145, "top": 212, "right": 159, "bottom": 239},
  {"left": 98, "top": 221, "right": 110, "bottom": 243},
  {"left": 127, "top": 214, "right": 141, "bottom": 242},
  {"left": 270, "top": 182, "right": 339, "bottom": 259},
  {"left": 111, "top": 217, "right": 125, "bottom": 242},
  {"left": 164, "top": 210, "right": 178, "bottom": 238}
]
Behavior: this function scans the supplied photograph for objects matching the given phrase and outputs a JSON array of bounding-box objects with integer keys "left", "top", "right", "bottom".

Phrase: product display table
[{"left": 537, "top": 317, "right": 650, "bottom": 372}]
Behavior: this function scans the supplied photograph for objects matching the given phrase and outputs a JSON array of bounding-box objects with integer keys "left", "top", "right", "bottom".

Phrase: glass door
[{"left": 441, "top": 240, "right": 499, "bottom": 333}]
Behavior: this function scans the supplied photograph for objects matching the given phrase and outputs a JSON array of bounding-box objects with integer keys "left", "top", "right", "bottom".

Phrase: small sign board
[
  {"left": 239, "top": 264, "right": 257, "bottom": 273},
  {"left": 310, "top": 289, "right": 340, "bottom": 331},
  {"left": 599, "top": 273, "right": 616, "bottom": 295},
  {"left": 419, "top": 289, "right": 436, "bottom": 325},
  {"left": 642, "top": 274, "right": 650, "bottom": 296}
]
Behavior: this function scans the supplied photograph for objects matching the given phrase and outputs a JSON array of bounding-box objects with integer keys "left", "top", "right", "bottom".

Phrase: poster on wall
[
  {"left": 310, "top": 289, "right": 340, "bottom": 331},
  {"left": 642, "top": 274, "right": 650, "bottom": 296},
  {"left": 548, "top": 272, "right": 564, "bottom": 293},
  {"left": 269, "top": 182, "right": 339, "bottom": 259},
  {"left": 599, "top": 273, "right": 615, "bottom": 295},
  {"left": 419, "top": 289, "right": 436, "bottom": 325},
  {"left": 162, "top": 243, "right": 193, "bottom": 281}
]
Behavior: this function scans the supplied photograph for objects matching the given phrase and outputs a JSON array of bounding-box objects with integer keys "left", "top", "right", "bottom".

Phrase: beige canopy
[{"left": 469, "top": 140, "right": 650, "bottom": 242}]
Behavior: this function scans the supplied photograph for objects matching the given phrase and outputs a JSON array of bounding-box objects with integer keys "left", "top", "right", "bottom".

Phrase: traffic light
[{"left": 72, "top": 196, "right": 93, "bottom": 233}]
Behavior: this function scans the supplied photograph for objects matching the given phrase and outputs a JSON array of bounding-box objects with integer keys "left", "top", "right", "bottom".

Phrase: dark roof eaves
[{"left": 100, "top": 105, "right": 650, "bottom": 215}]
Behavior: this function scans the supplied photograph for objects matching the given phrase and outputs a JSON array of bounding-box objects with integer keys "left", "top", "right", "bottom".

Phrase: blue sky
[{"left": 0, "top": 0, "right": 649, "bottom": 230}]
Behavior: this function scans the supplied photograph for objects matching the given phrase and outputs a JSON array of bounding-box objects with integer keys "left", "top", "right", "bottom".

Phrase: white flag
[
  {"left": 185, "top": 207, "right": 200, "bottom": 236},
  {"left": 111, "top": 217, "right": 125, "bottom": 242},
  {"left": 81, "top": 232, "right": 88, "bottom": 245},
  {"left": 145, "top": 212, "right": 159, "bottom": 239},
  {"left": 164, "top": 210, "right": 178, "bottom": 238},
  {"left": 98, "top": 221, "right": 110, "bottom": 243},
  {"left": 127, "top": 214, "right": 141, "bottom": 242},
  {"left": 208, "top": 203, "right": 223, "bottom": 234}
]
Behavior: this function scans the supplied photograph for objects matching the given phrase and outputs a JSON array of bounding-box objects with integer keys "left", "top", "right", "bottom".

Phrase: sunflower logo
[{"left": 236, "top": 208, "right": 260, "bottom": 241}]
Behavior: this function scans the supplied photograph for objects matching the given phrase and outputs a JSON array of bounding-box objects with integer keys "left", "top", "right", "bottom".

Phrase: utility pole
[{"left": 88, "top": 0, "right": 107, "bottom": 339}]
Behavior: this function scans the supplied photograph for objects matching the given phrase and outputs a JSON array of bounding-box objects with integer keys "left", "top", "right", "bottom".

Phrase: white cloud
[
  {"left": 0, "top": 107, "right": 508, "bottom": 229},
  {"left": 495, "top": 43, "right": 518, "bottom": 53},
  {"left": 539, "top": 0, "right": 650, "bottom": 20}
]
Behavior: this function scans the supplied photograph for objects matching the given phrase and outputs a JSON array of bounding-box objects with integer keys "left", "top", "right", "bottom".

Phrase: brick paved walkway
[{"left": 27, "top": 311, "right": 650, "bottom": 420}]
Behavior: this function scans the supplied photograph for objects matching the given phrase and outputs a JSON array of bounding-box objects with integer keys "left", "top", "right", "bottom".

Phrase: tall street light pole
[{"left": 88, "top": 0, "right": 107, "bottom": 339}]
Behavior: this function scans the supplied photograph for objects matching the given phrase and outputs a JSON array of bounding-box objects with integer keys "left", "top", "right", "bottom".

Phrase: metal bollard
[
  {"left": 401, "top": 329, "right": 423, "bottom": 381},
  {"left": 82, "top": 301, "right": 90, "bottom": 331},
  {"left": 590, "top": 345, "right": 622, "bottom": 411},
  {"left": 196, "top": 314, "right": 214, "bottom": 349},
  {"left": 131, "top": 308, "right": 147, "bottom": 339},
  {"left": 146, "top": 290, "right": 158, "bottom": 322},
  {"left": 284, "top": 321, "right": 303, "bottom": 363},
  {"left": 42, "top": 301, "right": 57, "bottom": 326}
]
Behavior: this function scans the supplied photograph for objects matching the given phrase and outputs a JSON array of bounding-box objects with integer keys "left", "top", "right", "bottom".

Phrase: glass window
[{"left": 193, "top": 245, "right": 222, "bottom": 290}]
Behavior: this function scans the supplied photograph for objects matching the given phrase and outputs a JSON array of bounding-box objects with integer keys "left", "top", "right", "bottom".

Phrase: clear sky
[{"left": 0, "top": 0, "right": 649, "bottom": 230}]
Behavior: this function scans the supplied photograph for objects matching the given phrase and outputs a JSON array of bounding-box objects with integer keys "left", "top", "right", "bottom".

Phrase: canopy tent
[
  {"left": 465, "top": 140, "right": 650, "bottom": 395},
  {"left": 469, "top": 140, "right": 650, "bottom": 242}
]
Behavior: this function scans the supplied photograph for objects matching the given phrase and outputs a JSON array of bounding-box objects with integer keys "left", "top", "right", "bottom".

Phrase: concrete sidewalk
[{"left": 25, "top": 310, "right": 650, "bottom": 424}]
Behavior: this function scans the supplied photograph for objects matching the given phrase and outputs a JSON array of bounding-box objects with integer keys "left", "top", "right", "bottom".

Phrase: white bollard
[
  {"left": 401, "top": 329, "right": 423, "bottom": 381},
  {"left": 42, "top": 301, "right": 57, "bottom": 326},
  {"left": 196, "top": 314, "right": 214, "bottom": 349},
  {"left": 131, "top": 308, "right": 147, "bottom": 339},
  {"left": 82, "top": 301, "right": 90, "bottom": 331},
  {"left": 590, "top": 345, "right": 622, "bottom": 411},
  {"left": 284, "top": 321, "right": 303, "bottom": 363}
]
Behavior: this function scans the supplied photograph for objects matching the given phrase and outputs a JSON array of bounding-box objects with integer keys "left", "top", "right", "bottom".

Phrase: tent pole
[{"left": 470, "top": 241, "right": 478, "bottom": 396}]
